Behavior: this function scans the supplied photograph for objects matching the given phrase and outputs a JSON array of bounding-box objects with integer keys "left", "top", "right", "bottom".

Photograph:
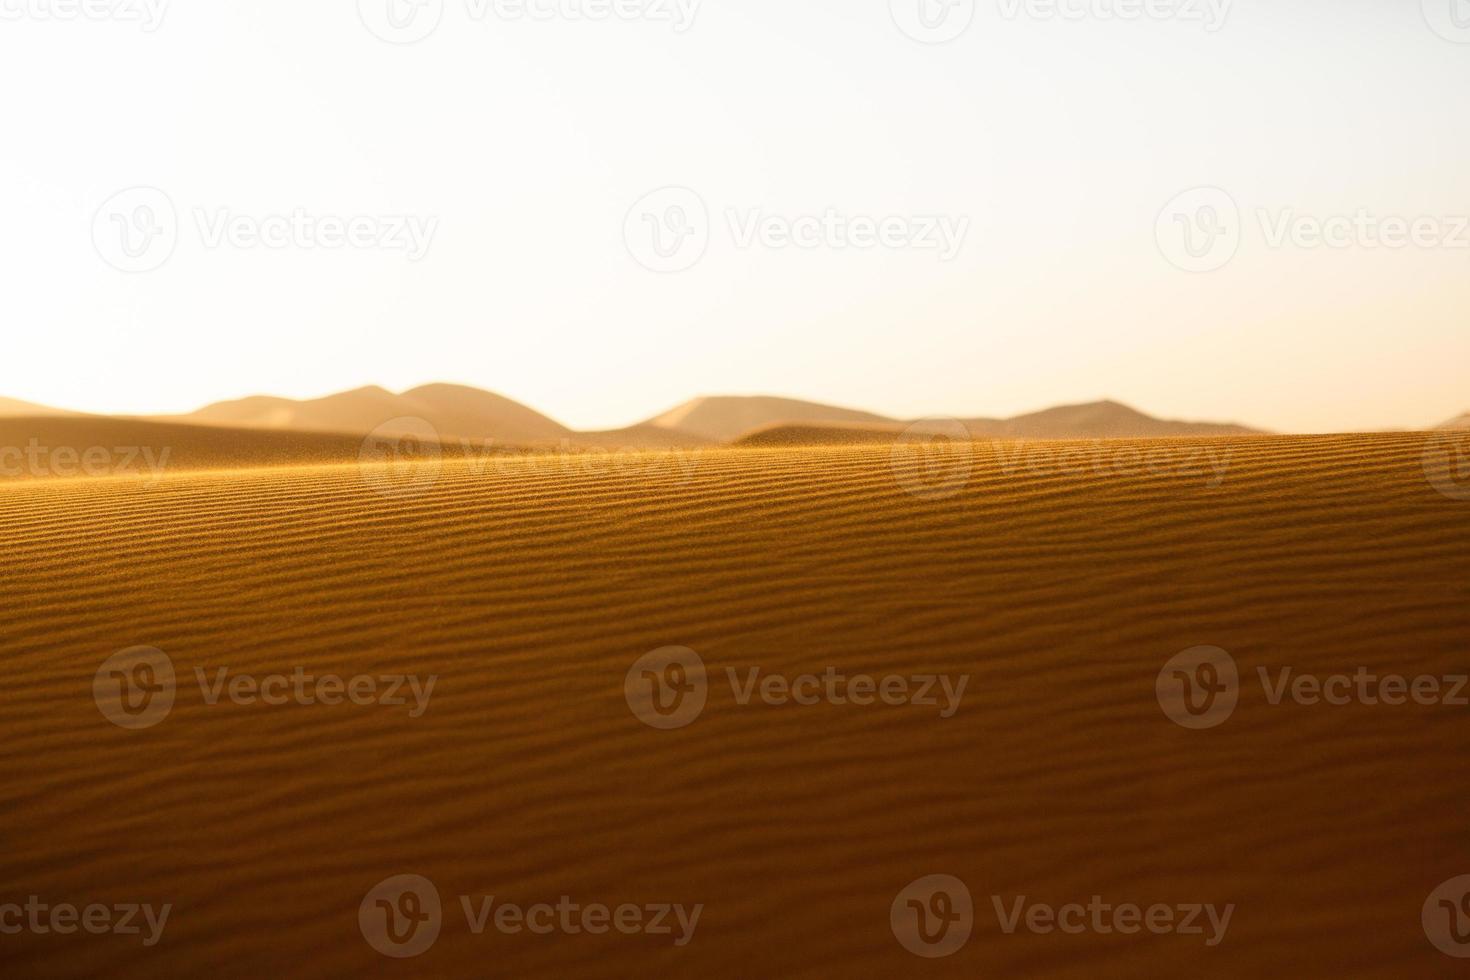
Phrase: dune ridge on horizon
[{"left": 0, "top": 385, "right": 1274, "bottom": 448}]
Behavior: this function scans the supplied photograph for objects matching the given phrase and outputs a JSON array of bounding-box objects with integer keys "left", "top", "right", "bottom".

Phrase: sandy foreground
[{"left": 2, "top": 432, "right": 1468, "bottom": 977}]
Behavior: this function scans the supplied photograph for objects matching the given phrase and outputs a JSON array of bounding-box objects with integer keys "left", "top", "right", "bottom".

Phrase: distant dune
[
  {"left": 0, "top": 396, "right": 77, "bottom": 418},
  {"left": 656, "top": 395, "right": 1259, "bottom": 444},
  {"left": 1, "top": 432, "right": 1466, "bottom": 976},
  {"left": 647, "top": 395, "right": 893, "bottom": 442},
  {"left": 186, "top": 384, "right": 570, "bottom": 445},
  {"left": 736, "top": 400, "right": 1259, "bottom": 446},
  {"left": 961, "top": 399, "right": 1260, "bottom": 439},
  {"left": 1438, "top": 412, "right": 1470, "bottom": 430},
  {"left": 3, "top": 387, "right": 1268, "bottom": 449}
]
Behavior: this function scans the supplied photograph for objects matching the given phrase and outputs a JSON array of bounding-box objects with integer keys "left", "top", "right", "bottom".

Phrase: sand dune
[
  {"left": 0, "top": 417, "right": 375, "bottom": 481},
  {"left": 2, "top": 432, "right": 1466, "bottom": 977},
  {"left": 650, "top": 394, "right": 1260, "bottom": 443},
  {"left": 647, "top": 395, "right": 893, "bottom": 442},
  {"left": 1, "top": 388, "right": 1267, "bottom": 448},
  {"left": 0, "top": 416, "right": 714, "bottom": 484},
  {"left": 183, "top": 384, "right": 712, "bottom": 450},
  {"left": 186, "top": 383, "right": 572, "bottom": 445},
  {"left": 961, "top": 399, "right": 1260, "bottom": 439},
  {"left": 735, "top": 420, "right": 910, "bottom": 447},
  {"left": 0, "top": 396, "right": 77, "bottom": 418}
]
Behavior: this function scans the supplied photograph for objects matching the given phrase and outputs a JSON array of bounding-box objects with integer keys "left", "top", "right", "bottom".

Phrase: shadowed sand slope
[
  {"left": 0, "top": 417, "right": 372, "bottom": 480},
  {"left": 1, "top": 433, "right": 1468, "bottom": 977}
]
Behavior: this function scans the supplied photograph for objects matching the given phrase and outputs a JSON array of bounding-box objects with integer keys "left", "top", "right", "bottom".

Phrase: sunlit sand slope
[{"left": 1, "top": 433, "right": 1467, "bottom": 977}]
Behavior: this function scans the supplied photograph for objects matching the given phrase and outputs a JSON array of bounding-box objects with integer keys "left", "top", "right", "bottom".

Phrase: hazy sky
[{"left": 3, "top": 0, "right": 1467, "bottom": 432}]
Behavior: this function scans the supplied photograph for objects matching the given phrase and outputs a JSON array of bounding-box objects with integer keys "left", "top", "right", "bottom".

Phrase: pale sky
[{"left": 2, "top": 0, "right": 1467, "bottom": 432}]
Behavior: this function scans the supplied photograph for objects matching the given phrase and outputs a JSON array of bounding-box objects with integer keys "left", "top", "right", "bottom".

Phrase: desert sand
[{"left": 1, "top": 431, "right": 1467, "bottom": 976}]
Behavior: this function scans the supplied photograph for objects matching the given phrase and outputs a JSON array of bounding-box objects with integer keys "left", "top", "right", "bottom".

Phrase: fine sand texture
[{"left": 2, "top": 432, "right": 1468, "bottom": 977}]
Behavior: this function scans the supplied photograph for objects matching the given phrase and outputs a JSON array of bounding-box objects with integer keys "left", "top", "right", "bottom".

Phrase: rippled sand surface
[{"left": 3, "top": 433, "right": 1468, "bottom": 977}]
